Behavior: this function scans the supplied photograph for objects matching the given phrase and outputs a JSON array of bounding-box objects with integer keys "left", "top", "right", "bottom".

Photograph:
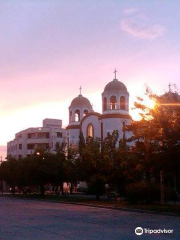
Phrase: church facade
[{"left": 67, "top": 72, "right": 132, "bottom": 147}]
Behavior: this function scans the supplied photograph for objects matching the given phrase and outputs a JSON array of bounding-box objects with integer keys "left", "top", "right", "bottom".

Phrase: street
[{"left": 0, "top": 196, "right": 180, "bottom": 240}]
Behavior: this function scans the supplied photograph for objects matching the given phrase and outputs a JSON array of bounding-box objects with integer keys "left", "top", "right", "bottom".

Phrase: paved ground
[{"left": 0, "top": 196, "right": 180, "bottom": 240}]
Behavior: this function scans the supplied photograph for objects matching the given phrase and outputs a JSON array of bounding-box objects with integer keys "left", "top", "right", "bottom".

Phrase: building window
[
  {"left": 46, "top": 133, "right": 49, "bottom": 138},
  {"left": 83, "top": 109, "right": 88, "bottom": 116},
  {"left": 120, "top": 96, "right": 126, "bottom": 110},
  {"left": 27, "top": 144, "right": 34, "bottom": 150},
  {"left": 103, "top": 97, "right": 107, "bottom": 111},
  {"left": 57, "top": 132, "right": 62, "bottom": 138},
  {"left": 19, "top": 144, "right": 22, "bottom": 150},
  {"left": 110, "top": 96, "right": 117, "bottom": 110},
  {"left": 87, "top": 124, "right": 94, "bottom": 138},
  {"left": 28, "top": 133, "right": 31, "bottom": 139},
  {"left": 75, "top": 109, "right": 80, "bottom": 122}
]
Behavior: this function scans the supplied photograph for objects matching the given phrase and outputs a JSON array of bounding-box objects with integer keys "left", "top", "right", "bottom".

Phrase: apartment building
[{"left": 7, "top": 119, "right": 66, "bottom": 158}]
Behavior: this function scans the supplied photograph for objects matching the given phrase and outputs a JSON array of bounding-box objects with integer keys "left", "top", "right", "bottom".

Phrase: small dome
[
  {"left": 104, "top": 79, "right": 127, "bottom": 92},
  {"left": 70, "top": 94, "right": 92, "bottom": 108},
  {"left": 161, "top": 92, "right": 180, "bottom": 103}
]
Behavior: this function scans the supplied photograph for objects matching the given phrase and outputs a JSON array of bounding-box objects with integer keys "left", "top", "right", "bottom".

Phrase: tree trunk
[
  {"left": 70, "top": 182, "right": 73, "bottom": 195},
  {"left": 96, "top": 192, "right": 100, "bottom": 201},
  {"left": 60, "top": 182, "right": 64, "bottom": 195},
  {"left": 40, "top": 185, "right": 45, "bottom": 196},
  {"left": 96, "top": 184, "right": 100, "bottom": 201}
]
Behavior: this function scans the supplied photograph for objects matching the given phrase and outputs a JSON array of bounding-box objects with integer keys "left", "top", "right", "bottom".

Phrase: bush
[
  {"left": 126, "top": 182, "right": 158, "bottom": 204},
  {"left": 126, "top": 182, "right": 177, "bottom": 204}
]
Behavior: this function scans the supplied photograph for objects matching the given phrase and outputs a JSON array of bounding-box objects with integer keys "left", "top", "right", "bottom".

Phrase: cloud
[
  {"left": 123, "top": 8, "right": 138, "bottom": 15},
  {"left": 120, "top": 15, "right": 166, "bottom": 40}
]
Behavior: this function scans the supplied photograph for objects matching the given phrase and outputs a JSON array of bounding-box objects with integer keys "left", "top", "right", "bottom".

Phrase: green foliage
[
  {"left": 78, "top": 131, "right": 85, "bottom": 155},
  {"left": 78, "top": 137, "right": 109, "bottom": 199},
  {"left": 0, "top": 156, "right": 18, "bottom": 188},
  {"left": 127, "top": 88, "right": 180, "bottom": 191}
]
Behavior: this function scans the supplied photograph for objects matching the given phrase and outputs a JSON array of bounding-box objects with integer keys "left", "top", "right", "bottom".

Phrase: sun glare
[
  {"left": 144, "top": 97, "right": 156, "bottom": 109},
  {"left": 130, "top": 96, "right": 156, "bottom": 121}
]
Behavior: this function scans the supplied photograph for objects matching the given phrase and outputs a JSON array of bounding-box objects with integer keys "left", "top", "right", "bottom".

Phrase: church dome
[
  {"left": 70, "top": 94, "right": 92, "bottom": 108},
  {"left": 161, "top": 91, "right": 180, "bottom": 103},
  {"left": 104, "top": 79, "right": 127, "bottom": 92}
]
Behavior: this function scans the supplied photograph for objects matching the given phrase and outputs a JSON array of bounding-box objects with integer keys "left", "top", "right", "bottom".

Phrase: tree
[
  {"left": 54, "top": 143, "right": 67, "bottom": 195},
  {"left": 79, "top": 131, "right": 85, "bottom": 155},
  {"left": 78, "top": 137, "right": 108, "bottom": 200},
  {"left": 127, "top": 87, "right": 180, "bottom": 192},
  {"left": 0, "top": 156, "right": 18, "bottom": 194},
  {"left": 102, "top": 130, "right": 139, "bottom": 195},
  {"left": 64, "top": 146, "right": 79, "bottom": 194}
]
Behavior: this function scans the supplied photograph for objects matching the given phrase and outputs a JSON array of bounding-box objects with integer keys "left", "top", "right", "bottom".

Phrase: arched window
[
  {"left": 83, "top": 109, "right": 88, "bottom": 116},
  {"left": 103, "top": 97, "right": 107, "bottom": 111},
  {"left": 87, "top": 124, "right": 94, "bottom": 138},
  {"left": 110, "top": 96, "right": 117, "bottom": 110},
  {"left": 120, "top": 96, "right": 126, "bottom": 110},
  {"left": 69, "top": 111, "right": 72, "bottom": 122},
  {"left": 75, "top": 109, "right": 80, "bottom": 122}
]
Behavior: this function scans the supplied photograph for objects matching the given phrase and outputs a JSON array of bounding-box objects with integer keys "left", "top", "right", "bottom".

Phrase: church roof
[
  {"left": 70, "top": 95, "right": 92, "bottom": 108},
  {"left": 104, "top": 79, "right": 127, "bottom": 92},
  {"left": 161, "top": 91, "right": 180, "bottom": 103}
]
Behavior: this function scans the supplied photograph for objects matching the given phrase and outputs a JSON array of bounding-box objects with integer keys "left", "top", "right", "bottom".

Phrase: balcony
[
  {"left": 26, "top": 138, "right": 50, "bottom": 144},
  {"left": 27, "top": 132, "right": 50, "bottom": 139}
]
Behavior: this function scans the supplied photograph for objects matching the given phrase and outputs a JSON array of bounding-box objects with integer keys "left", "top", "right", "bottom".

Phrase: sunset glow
[{"left": 0, "top": 1, "right": 180, "bottom": 159}]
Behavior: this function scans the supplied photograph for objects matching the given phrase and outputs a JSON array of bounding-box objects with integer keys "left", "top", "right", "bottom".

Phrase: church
[
  {"left": 66, "top": 70, "right": 132, "bottom": 147},
  {"left": 7, "top": 70, "right": 132, "bottom": 158}
]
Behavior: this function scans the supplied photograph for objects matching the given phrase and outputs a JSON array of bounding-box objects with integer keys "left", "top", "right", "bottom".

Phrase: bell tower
[
  {"left": 101, "top": 69, "right": 131, "bottom": 142},
  {"left": 67, "top": 87, "right": 93, "bottom": 147}
]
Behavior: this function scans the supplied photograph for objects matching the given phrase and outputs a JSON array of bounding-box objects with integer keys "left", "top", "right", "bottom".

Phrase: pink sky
[{"left": 0, "top": 1, "right": 180, "bottom": 160}]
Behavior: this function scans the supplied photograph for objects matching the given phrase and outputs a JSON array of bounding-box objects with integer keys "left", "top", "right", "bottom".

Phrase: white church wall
[
  {"left": 67, "top": 128, "right": 80, "bottom": 146},
  {"left": 102, "top": 117, "right": 131, "bottom": 141}
]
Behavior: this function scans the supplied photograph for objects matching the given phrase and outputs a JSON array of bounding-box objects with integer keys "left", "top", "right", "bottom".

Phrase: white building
[
  {"left": 67, "top": 71, "right": 132, "bottom": 147},
  {"left": 7, "top": 71, "right": 132, "bottom": 157},
  {"left": 7, "top": 119, "right": 66, "bottom": 158}
]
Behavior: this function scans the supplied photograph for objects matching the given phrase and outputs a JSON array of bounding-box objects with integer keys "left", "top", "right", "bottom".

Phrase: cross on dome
[
  {"left": 79, "top": 86, "right": 82, "bottom": 96},
  {"left": 168, "top": 83, "right": 172, "bottom": 92},
  {"left": 114, "top": 69, "right": 117, "bottom": 80}
]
